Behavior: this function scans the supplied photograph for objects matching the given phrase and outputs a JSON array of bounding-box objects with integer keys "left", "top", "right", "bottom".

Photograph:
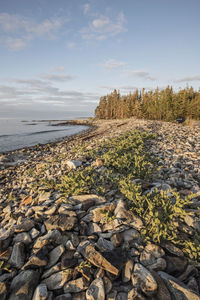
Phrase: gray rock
[
  {"left": 64, "top": 277, "right": 90, "bottom": 293},
  {"left": 159, "top": 271, "right": 200, "bottom": 300},
  {"left": 96, "top": 237, "right": 114, "bottom": 251},
  {"left": 30, "top": 228, "right": 40, "bottom": 239},
  {"left": 86, "top": 278, "right": 105, "bottom": 300},
  {"left": 140, "top": 243, "right": 165, "bottom": 266},
  {"left": 9, "top": 242, "right": 25, "bottom": 269},
  {"left": 32, "top": 284, "right": 48, "bottom": 300},
  {"left": 55, "top": 294, "right": 72, "bottom": 300},
  {"left": 13, "top": 232, "right": 32, "bottom": 245},
  {"left": 128, "top": 288, "right": 146, "bottom": 300},
  {"left": 67, "top": 160, "right": 82, "bottom": 169},
  {"left": 46, "top": 244, "right": 65, "bottom": 269},
  {"left": 22, "top": 247, "right": 48, "bottom": 269},
  {"left": 9, "top": 270, "right": 40, "bottom": 300},
  {"left": 42, "top": 269, "right": 72, "bottom": 290},
  {"left": 131, "top": 263, "right": 157, "bottom": 296},
  {"left": 121, "top": 228, "right": 139, "bottom": 242},
  {"left": 14, "top": 219, "right": 35, "bottom": 232},
  {"left": 44, "top": 215, "right": 77, "bottom": 232}
]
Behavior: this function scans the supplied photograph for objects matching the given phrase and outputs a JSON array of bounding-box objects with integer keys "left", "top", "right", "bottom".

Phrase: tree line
[{"left": 95, "top": 86, "right": 200, "bottom": 121}]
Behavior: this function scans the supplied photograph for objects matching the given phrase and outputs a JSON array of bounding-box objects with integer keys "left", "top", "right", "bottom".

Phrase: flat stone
[
  {"left": 77, "top": 241, "right": 119, "bottom": 275},
  {"left": 69, "top": 194, "right": 106, "bottom": 205},
  {"left": 38, "top": 192, "right": 51, "bottom": 203},
  {"left": 44, "top": 215, "right": 77, "bottom": 232},
  {"left": 33, "top": 229, "right": 62, "bottom": 249},
  {"left": 14, "top": 219, "right": 35, "bottom": 232},
  {"left": 42, "top": 269, "right": 72, "bottom": 290},
  {"left": 64, "top": 277, "right": 90, "bottom": 293},
  {"left": 161, "top": 242, "right": 184, "bottom": 257},
  {"left": 159, "top": 271, "right": 200, "bottom": 300},
  {"left": 46, "top": 244, "right": 65, "bottom": 269},
  {"left": 9, "top": 270, "right": 40, "bottom": 300},
  {"left": 67, "top": 160, "right": 82, "bottom": 169},
  {"left": 32, "top": 283, "right": 48, "bottom": 300},
  {"left": 131, "top": 263, "right": 157, "bottom": 296},
  {"left": 9, "top": 242, "right": 25, "bottom": 269},
  {"left": 86, "top": 278, "right": 105, "bottom": 300}
]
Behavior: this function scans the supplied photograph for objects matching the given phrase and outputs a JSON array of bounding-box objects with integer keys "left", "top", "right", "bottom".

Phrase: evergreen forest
[{"left": 95, "top": 86, "right": 200, "bottom": 121}]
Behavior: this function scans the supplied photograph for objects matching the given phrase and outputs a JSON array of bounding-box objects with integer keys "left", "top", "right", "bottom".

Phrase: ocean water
[{"left": 0, "top": 118, "right": 89, "bottom": 153}]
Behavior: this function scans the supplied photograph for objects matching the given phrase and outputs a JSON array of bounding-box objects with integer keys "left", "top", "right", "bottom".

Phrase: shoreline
[{"left": 0, "top": 117, "right": 200, "bottom": 299}]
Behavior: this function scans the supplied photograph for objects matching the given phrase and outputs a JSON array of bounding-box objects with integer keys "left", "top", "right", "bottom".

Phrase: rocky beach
[{"left": 0, "top": 118, "right": 200, "bottom": 300}]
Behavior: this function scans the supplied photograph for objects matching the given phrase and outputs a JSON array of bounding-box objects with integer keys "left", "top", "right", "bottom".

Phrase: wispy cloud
[
  {"left": 174, "top": 74, "right": 200, "bottom": 83},
  {"left": 0, "top": 13, "right": 67, "bottom": 50},
  {"left": 81, "top": 12, "right": 126, "bottom": 40},
  {"left": 124, "top": 69, "right": 156, "bottom": 81},
  {"left": 40, "top": 74, "right": 74, "bottom": 82},
  {"left": 83, "top": 3, "right": 91, "bottom": 15},
  {"left": 103, "top": 59, "right": 126, "bottom": 70}
]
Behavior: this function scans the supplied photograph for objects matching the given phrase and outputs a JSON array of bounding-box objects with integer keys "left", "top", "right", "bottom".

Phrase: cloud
[
  {"left": 174, "top": 74, "right": 200, "bottom": 83},
  {"left": 67, "top": 42, "right": 76, "bottom": 49},
  {"left": 83, "top": 3, "right": 90, "bottom": 15},
  {"left": 81, "top": 12, "right": 126, "bottom": 40},
  {"left": 0, "top": 13, "right": 66, "bottom": 50},
  {"left": 40, "top": 74, "right": 74, "bottom": 82},
  {"left": 125, "top": 69, "right": 156, "bottom": 81},
  {"left": 6, "top": 37, "right": 28, "bottom": 51},
  {"left": 103, "top": 59, "right": 126, "bottom": 70}
]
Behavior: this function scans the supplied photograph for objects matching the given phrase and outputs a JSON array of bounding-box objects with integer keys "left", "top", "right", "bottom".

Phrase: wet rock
[
  {"left": 131, "top": 263, "right": 158, "bottom": 296},
  {"left": 9, "top": 242, "right": 25, "bottom": 269},
  {"left": 44, "top": 215, "right": 77, "bottom": 232},
  {"left": 86, "top": 278, "right": 105, "bottom": 300},
  {"left": 9, "top": 270, "right": 40, "bottom": 300},
  {"left": 32, "top": 283, "right": 48, "bottom": 300}
]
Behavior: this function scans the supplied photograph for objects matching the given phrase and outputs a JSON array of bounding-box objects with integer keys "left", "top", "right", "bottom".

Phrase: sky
[{"left": 0, "top": 0, "right": 200, "bottom": 119}]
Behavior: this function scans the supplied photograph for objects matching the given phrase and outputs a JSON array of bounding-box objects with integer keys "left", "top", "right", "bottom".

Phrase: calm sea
[{"left": 0, "top": 118, "right": 89, "bottom": 153}]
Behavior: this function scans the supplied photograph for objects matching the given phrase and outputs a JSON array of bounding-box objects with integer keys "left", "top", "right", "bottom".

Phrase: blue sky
[{"left": 0, "top": 0, "right": 200, "bottom": 118}]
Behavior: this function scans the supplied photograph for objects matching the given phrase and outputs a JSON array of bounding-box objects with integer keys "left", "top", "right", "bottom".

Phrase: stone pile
[{"left": 0, "top": 118, "right": 199, "bottom": 299}]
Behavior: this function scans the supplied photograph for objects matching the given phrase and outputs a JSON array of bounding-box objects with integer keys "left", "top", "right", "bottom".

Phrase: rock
[
  {"left": 86, "top": 278, "right": 105, "bottom": 300},
  {"left": 0, "top": 228, "right": 13, "bottom": 240},
  {"left": 69, "top": 194, "right": 106, "bottom": 205},
  {"left": 114, "top": 200, "right": 143, "bottom": 229},
  {"left": 140, "top": 243, "right": 165, "bottom": 266},
  {"left": 14, "top": 219, "right": 35, "bottom": 232},
  {"left": 89, "top": 203, "right": 115, "bottom": 223},
  {"left": 150, "top": 270, "right": 171, "bottom": 300},
  {"left": 116, "top": 292, "right": 129, "bottom": 300},
  {"left": 67, "top": 160, "right": 82, "bottom": 169},
  {"left": 147, "top": 257, "right": 167, "bottom": 271},
  {"left": 30, "top": 228, "right": 40, "bottom": 239},
  {"left": 159, "top": 271, "right": 200, "bottom": 300},
  {"left": 46, "top": 244, "right": 65, "bottom": 269},
  {"left": 33, "top": 230, "right": 63, "bottom": 249},
  {"left": 96, "top": 237, "right": 114, "bottom": 251},
  {"left": 64, "top": 277, "right": 90, "bottom": 293},
  {"left": 32, "top": 284, "right": 48, "bottom": 300},
  {"left": 103, "top": 276, "right": 112, "bottom": 294},
  {"left": 55, "top": 294, "right": 72, "bottom": 300},
  {"left": 9, "top": 242, "right": 25, "bottom": 269},
  {"left": 111, "top": 233, "right": 123, "bottom": 247},
  {"left": 0, "top": 247, "right": 12, "bottom": 261},
  {"left": 9, "top": 270, "right": 40, "bottom": 300},
  {"left": 131, "top": 263, "right": 158, "bottom": 296},
  {"left": 178, "top": 264, "right": 198, "bottom": 282},
  {"left": 165, "top": 256, "right": 188, "bottom": 276},
  {"left": 22, "top": 247, "right": 48, "bottom": 269},
  {"left": 87, "top": 223, "right": 102, "bottom": 235},
  {"left": 107, "top": 291, "right": 117, "bottom": 300},
  {"left": 71, "top": 291, "right": 86, "bottom": 300},
  {"left": 187, "top": 277, "right": 199, "bottom": 294},
  {"left": 44, "top": 215, "right": 77, "bottom": 232},
  {"left": 38, "top": 192, "right": 51, "bottom": 203},
  {"left": 42, "top": 269, "right": 72, "bottom": 290},
  {"left": 0, "top": 281, "right": 7, "bottom": 300},
  {"left": 121, "top": 228, "right": 139, "bottom": 242},
  {"left": 161, "top": 242, "right": 184, "bottom": 257},
  {"left": 13, "top": 232, "right": 32, "bottom": 245},
  {"left": 128, "top": 288, "right": 146, "bottom": 300},
  {"left": 122, "top": 259, "right": 134, "bottom": 283},
  {"left": 77, "top": 241, "right": 119, "bottom": 275}
]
